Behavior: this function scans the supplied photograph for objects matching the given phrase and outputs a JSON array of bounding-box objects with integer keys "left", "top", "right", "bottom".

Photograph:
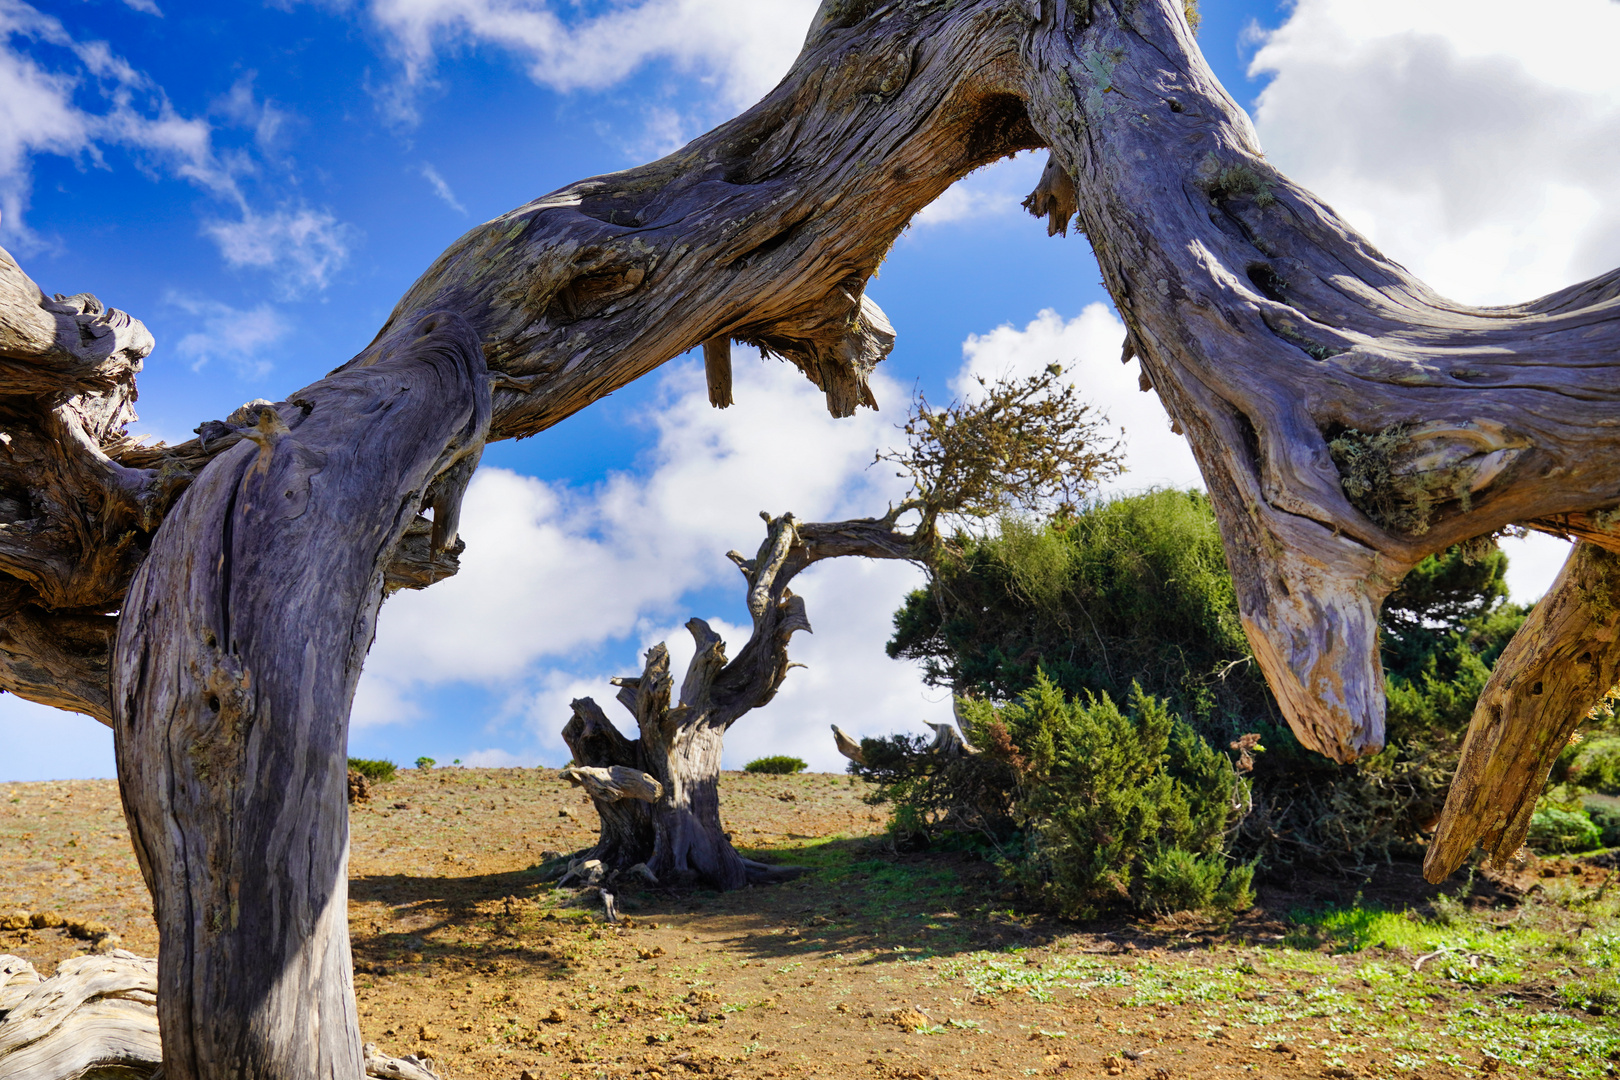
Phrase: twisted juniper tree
[
  {"left": 558, "top": 363, "right": 1121, "bottom": 891},
  {"left": 1, "top": 0, "right": 1619, "bottom": 1074}
]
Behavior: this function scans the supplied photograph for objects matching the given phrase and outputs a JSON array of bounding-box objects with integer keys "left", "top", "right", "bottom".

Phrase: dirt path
[{"left": 3, "top": 769, "right": 1616, "bottom": 1079}]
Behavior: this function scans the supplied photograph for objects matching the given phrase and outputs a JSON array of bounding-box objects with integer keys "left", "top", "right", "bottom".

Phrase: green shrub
[
  {"left": 854, "top": 674, "right": 1251, "bottom": 920},
  {"left": 1527, "top": 805, "right": 1602, "bottom": 854},
  {"left": 347, "top": 758, "right": 397, "bottom": 782},
  {"left": 414, "top": 756, "right": 436, "bottom": 771},
  {"left": 1570, "top": 737, "right": 1620, "bottom": 795},
  {"left": 986, "top": 677, "right": 1250, "bottom": 919},
  {"left": 1583, "top": 797, "right": 1620, "bottom": 848},
  {"left": 888, "top": 491, "right": 1529, "bottom": 876},
  {"left": 744, "top": 755, "right": 808, "bottom": 775}
]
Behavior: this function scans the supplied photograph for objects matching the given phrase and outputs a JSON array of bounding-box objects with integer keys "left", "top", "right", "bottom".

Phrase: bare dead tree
[{"left": 0, "top": 0, "right": 1617, "bottom": 1072}]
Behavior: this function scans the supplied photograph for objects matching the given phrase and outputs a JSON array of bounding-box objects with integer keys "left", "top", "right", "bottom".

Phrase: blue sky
[{"left": 3, "top": 0, "right": 1616, "bottom": 781}]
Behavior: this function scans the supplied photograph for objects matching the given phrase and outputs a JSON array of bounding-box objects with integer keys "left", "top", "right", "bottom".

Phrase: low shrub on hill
[
  {"left": 347, "top": 758, "right": 398, "bottom": 782},
  {"left": 745, "top": 755, "right": 808, "bottom": 775}
]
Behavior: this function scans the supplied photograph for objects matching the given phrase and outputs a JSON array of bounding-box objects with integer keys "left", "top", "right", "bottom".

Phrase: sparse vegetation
[{"left": 5, "top": 769, "right": 1619, "bottom": 1079}]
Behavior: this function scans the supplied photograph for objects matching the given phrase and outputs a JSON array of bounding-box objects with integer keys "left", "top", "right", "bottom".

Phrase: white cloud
[
  {"left": 957, "top": 304, "right": 1202, "bottom": 497},
  {"left": 202, "top": 204, "right": 355, "bottom": 295},
  {"left": 912, "top": 151, "right": 1047, "bottom": 229},
  {"left": 360, "top": 0, "right": 819, "bottom": 125},
  {"left": 121, "top": 0, "right": 162, "bottom": 15},
  {"left": 353, "top": 347, "right": 938, "bottom": 763},
  {"left": 164, "top": 292, "right": 291, "bottom": 378},
  {"left": 1249, "top": 0, "right": 1620, "bottom": 598},
  {"left": 419, "top": 162, "right": 465, "bottom": 213},
  {"left": 1250, "top": 0, "right": 1620, "bottom": 304}
]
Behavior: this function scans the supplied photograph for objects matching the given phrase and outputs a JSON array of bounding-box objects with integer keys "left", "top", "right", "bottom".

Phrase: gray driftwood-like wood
[
  {"left": 564, "top": 512, "right": 816, "bottom": 889},
  {"left": 0, "top": 951, "right": 161, "bottom": 1080},
  {"left": 1, "top": 0, "right": 1619, "bottom": 1069},
  {"left": 110, "top": 311, "right": 489, "bottom": 1078},
  {"left": 563, "top": 508, "right": 930, "bottom": 890},
  {"left": 0, "top": 953, "right": 442, "bottom": 1080},
  {"left": 1423, "top": 541, "right": 1620, "bottom": 879}
]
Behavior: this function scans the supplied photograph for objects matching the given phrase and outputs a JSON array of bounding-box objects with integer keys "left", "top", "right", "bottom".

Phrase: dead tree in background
[
  {"left": 1, "top": 0, "right": 1619, "bottom": 1072},
  {"left": 561, "top": 364, "right": 1120, "bottom": 891}
]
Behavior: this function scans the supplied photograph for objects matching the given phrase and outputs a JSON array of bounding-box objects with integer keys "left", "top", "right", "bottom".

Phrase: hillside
[{"left": 3, "top": 768, "right": 1618, "bottom": 1078}]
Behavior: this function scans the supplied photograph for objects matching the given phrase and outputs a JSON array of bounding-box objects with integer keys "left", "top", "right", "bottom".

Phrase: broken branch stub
[{"left": 561, "top": 764, "right": 664, "bottom": 804}]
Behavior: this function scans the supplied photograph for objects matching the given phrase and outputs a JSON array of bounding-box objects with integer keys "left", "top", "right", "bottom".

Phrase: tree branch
[{"left": 1423, "top": 541, "right": 1620, "bottom": 880}]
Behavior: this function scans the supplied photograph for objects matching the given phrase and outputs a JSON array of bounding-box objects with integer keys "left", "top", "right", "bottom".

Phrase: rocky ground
[{"left": 3, "top": 768, "right": 1618, "bottom": 1079}]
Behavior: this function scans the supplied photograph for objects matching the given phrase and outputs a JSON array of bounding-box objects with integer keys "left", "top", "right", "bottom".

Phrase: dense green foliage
[
  {"left": 854, "top": 673, "right": 1251, "bottom": 919},
  {"left": 415, "top": 756, "right": 436, "bottom": 771},
  {"left": 1528, "top": 805, "right": 1603, "bottom": 854},
  {"left": 882, "top": 489, "right": 1535, "bottom": 876},
  {"left": 1570, "top": 737, "right": 1620, "bottom": 796},
  {"left": 744, "top": 755, "right": 809, "bottom": 775},
  {"left": 347, "top": 758, "right": 397, "bottom": 782}
]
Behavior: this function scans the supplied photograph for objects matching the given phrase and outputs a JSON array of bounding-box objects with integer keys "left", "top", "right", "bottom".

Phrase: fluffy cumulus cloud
[
  {"left": 363, "top": 0, "right": 820, "bottom": 124},
  {"left": 353, "top": 349, "right": 940, "bottom": 769},
  {"left": 957, "top": 303, "right": 1202, "bottom": 497},
  {"left": 1248, "top": 0, "right": 1620, "bottom": 601},
  {"left": 1250, "top": 0, "right": 1620, "bottom": 305}
]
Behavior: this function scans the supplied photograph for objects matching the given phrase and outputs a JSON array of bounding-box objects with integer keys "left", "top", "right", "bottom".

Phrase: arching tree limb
[{"left": 110, "top": 312, "right": 490, "bottom": 1078}]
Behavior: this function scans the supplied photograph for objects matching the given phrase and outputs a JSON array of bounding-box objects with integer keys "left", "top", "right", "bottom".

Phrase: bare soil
[{"left": 3, "top": 769, "right": 1615, "bottom": 1079}]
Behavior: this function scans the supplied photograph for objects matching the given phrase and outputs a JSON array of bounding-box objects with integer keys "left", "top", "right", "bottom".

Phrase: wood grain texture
[
  {"left": 0, "top": 954, "right": 443, "bottom": 1080},
  {"left": 1423, "top": 541, "right": 1620, "bottom": 881},
  {"left": 110, "top": 312, "right": 489, "bottom": 1079},
  {"left": 0, "top": 951, "right": 161, "bottom": 1080}
]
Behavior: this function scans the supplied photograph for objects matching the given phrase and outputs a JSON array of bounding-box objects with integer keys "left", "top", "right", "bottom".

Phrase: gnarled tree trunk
[
  {"left": 563, "top": 513, "right": 818, "bottom": 889},
  {"left": 111, "top": 312, "right": 489, "bottom": 1078},
  {"left": 562, "top": 509, "right": 927, "bottom": 890},
  {"left": 3, "top": 0, "right": 1620, "bottom": 1070}
]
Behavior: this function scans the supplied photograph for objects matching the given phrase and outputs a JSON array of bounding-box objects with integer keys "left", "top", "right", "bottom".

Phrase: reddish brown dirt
[{"left": 1, "top": 768, "right": 1606, "bottom": 1079}]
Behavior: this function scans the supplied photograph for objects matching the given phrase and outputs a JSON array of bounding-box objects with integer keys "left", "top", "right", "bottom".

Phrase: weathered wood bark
[
  {"left": 1422, "top": 541, "right": 1620, "bottom": 880},
  {"left": 0, "top": 952, "right": 442, "bottom": 1080},
  {"left": 564, "top": 513, "right": 817, "bottom": 889},
  {"left": 0, "top": 951, "right": 160, "bottom": 1080},
  {"left": 110, "top": 312, "right": 489, "bottom": 1079},
  {"left": 561, "top": 508, "right": 930, "bottom": 890}
]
